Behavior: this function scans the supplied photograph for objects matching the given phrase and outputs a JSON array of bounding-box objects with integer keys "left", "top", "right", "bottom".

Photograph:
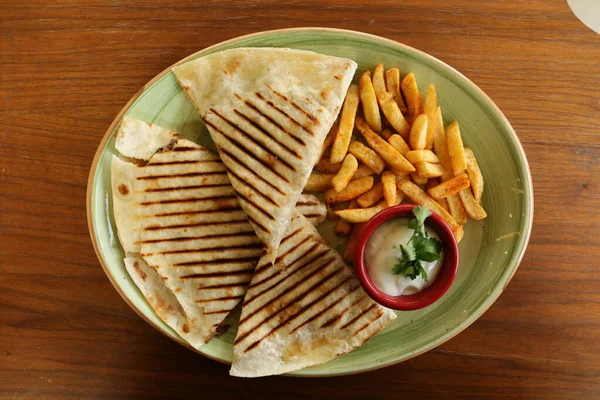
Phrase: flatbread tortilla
[
  {"left": 172, "top": 47, "right": 357, "bottom": 262},
  {"left": 111, "top": 155, "right": 141, "bottom": 253},
  {"left": 115, "top": 117, "right": 179, "bottom": 161},
  {"left": 230, "top": 212, "right": 396, "bottom": 377}
]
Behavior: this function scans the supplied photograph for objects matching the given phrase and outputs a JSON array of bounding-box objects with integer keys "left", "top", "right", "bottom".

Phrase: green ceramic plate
[{"left": 87, "top": 28, "right": 533, "bottom": 377}]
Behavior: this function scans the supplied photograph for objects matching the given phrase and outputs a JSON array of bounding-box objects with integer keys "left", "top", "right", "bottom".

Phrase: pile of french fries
[{"left": 304, "top": 64, "right": 487, "bottom": 259}]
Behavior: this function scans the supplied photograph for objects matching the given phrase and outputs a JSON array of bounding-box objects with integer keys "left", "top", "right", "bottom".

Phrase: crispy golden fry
[
  {"left": 331, "top": 84, "right": 360, "bottom": 164},
  {"left": 433, "top": 106, "right": 452, "bottom": 174},
  {"left": 395, "top": 188, "right": 405, "bottom": 205},
  {"left": 397, "top": 180, "right": 462, "bottom": 241},
  {"left": 414, "top": 162, "right": 444, "bottom": 178},
  {"left": 423, "top": 84, "right": 437, "bottom": 150},
  {"left": 348, "top": 141, "right": 386, "bottom": 174},
  {"left": 409, "top": 114, "right": 429, "bottom": 150},
  {"left": 446, "top": 121, "right": 467, "bottom": 176},
  {"left": 314, "top": 156, "right": 342, "bottom": 173},
  {"left": 354, "top": 164, "right": 376, "bottom": 179},
  {"left": 410, "top": 172, "right": 428, "bottom": 185},
  {"left": 446, "top": 193, "right": 467, "bottom": 225},
  {"left": 372, "top": 64, "right": 387, "bottom": 98},
  {"left": 357, "top": 182, "right": 384, "bottom": 208},
  {"left": 382, "top": 171, "right": 397, "bottom": 206},
  {"left": 458, "top": 187, "right": 487, "bottom": 220},
  {"left": 464, "top": 147, "right": 484, "bottom": 204},
  {"left": 427, "top": 173, "right": 470, "bottom": 200},
  {"left": 359, "top": 71, "right": 382, "bottom": 133},
  {"left": 320, "top": 122, "right": 338, "bottom": 158},
  {"left": 305, "top": 173, "right": 334, "bottom": 192},
  {"left": 336, "top": 200, "right": 388, "bottom": 223},
  {"left": 405, "top": 149, "right": 439, "bottom": 164},
  {"left": 332, "top": 154, "right": 358, "bottom": 192},
  {"left": 388, "top": 134, "right": 411, "bottom": 156},
  {"left": 381, "top": 129, "right": 393, "bottom": 140},
  {"left": 325, "top": 176, "right": 374, "bottom": 203},
  {"left": 401, "top": 73, "right": 423, "bottom": 124},
  {"left": 378, "top": 91, "right": 411, "bottom": 139},
  {"left": 355, "top": 117, "right": 415, "bottom": 173},
  {"left": 334, "top": 199, "right": 357, "bottom": 237},
  {"left": 427, "top": 179, "right": 450, "bottom": 212},
  {"left": 343, "top": 222, "right": 365, "bottom": 263},
  {"left": 385, "top": 68, "right": 408, "bottom": 114}
]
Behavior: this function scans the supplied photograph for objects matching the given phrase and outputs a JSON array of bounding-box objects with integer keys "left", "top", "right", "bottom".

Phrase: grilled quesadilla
[
  {"left": 111, "top": 121, "right": 329, "bottom": 348},
  {"left": 172, "top": 47, "right": 357, "bottom": 262},
  {"left": 230, "top": 212, "right": 396, "bottom": 377}
]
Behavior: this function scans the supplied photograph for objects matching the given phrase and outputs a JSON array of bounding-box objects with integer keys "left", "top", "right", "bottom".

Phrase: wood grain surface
[{"left": 1, "top": 0, "right": 599, "bottom": 398}]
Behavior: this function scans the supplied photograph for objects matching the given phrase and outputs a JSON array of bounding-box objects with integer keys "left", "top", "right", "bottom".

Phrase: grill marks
[
  {"left": 264, "top": 83, "right": 317, "bottom": 123},
  {"left": 233, "top": 216, "right": 393, "bottom": 359},
  {"left": 255, "top": 92, "right": 314, "bottom": 136},
  {"left": 138, "top": 140, "right": 265, "bottom": 342}
]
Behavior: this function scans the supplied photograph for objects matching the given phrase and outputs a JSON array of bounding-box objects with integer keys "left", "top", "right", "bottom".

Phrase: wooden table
[{"left": 1, "top": 1, "right": 599, "bottom": 398}]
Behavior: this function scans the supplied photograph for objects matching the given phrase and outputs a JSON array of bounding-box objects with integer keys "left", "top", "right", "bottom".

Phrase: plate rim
[{"left": 86, "top": 27, "right": 534, "bottom": 377}]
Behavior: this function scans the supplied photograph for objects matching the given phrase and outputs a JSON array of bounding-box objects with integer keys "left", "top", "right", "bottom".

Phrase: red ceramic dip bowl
[{"left": 354, "top": 204, "right": 459, "bottom": 311}]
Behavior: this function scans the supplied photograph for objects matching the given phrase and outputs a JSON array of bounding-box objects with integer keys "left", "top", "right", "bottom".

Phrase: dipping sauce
[{"left": 364, "top": 218, "right": 443, "bottom": 296}]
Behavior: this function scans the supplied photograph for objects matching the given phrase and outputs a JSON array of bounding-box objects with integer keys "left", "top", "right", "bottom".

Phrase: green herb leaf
[
  {"left": 400, "top": 244, "right": 416, "bottom": 261},
  {"left": 391, "top": 206, "right": 442, "bottom": 281}
]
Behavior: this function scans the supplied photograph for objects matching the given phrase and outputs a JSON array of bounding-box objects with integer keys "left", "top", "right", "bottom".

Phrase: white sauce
[{"left": 364, "top": 218, "right": 443, "bottom": 296}]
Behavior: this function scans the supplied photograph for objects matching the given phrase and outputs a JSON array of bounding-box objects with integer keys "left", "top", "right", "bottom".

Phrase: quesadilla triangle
[
  {"left": 230, "top": 213, "right": 396, "bottom": 378},
  {"left": 172, "top": 47, "right": 358, "bottom": 263}
]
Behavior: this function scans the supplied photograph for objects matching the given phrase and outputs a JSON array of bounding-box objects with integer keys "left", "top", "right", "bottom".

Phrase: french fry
[
  {"left": 464, "top": 147, "right": 484, "bottom": 204},
  {"left": 385, "top": 68, "right": 408, "bottom": 114},
  {"left": 354, "top": 164, "right": 376, "bottom": 179},
  {"left": 372, "top": 64, "right": 387, "bottom": 99},
  {"left": 331, "top": 84, "right": 360, "bottom": 164},
  {"left": 359, "top": 71, "right": 382, "bottom": 133},
  {"left": 423, "top": 84, "right": 437, "bottom": 150},
  {"left": 409, "top": 114, "right": 429, "bottom": 150},
  {"left": 343, "top": 223, "right": 365, "bottom": 263},
  {"left": 325, "top": 176, "right": 374, "bottom": 203},
  {"left": 458, "top": 187, "right": 487, "bottom": 220},
  {"left": 401, "top": 73, "right": 423, "bottom": 124},
  {"left": 395, "top": 188, "right": 405, "bottom": 205},
  {"left": 336, "top": 200, "right": 388, "bottom": 223},
  {"left": 355, "top": 117, "right": 415, "bottom": 173},
  {"left": 397, "top": 180, "right": 462, "bottom": 241},
  {"left": 348, "top": 141, "right": 386, "bottom": 174},
  {"left": 446, "top": 121, "right": 467, "bottom": 176},
  {"left": 411, "top": 172, "right": 428, "bottom": 185},
  {"left": 377, "top": 91, "right": 411, "bottom": 139},
  {"left": 405, "top": 149, "right": 439, "bottom": 164},
  {"left": 357, "top": 182, "right": 384, "bottom": 208},
  {"left": 433, "top": 106, "right": 452, "bottom": 174},
  {"left": 427, "top": 173, "right": 470, "bottom": 200},
  {"left": 446, "top": 193, "right": 467, "bottom": 225},
  {"left": 427, "top": 179, "right": 450, "bottom": 212},
  {"left": 381, "top": 129, "right": 393, "bottom": 140},
  {"left": 414, "top": 162, "right": 444, "bottom": 178},
  {"left": 388, "top": 134, "right": 410, "bottom": 156},
  {"left": 381, "top": 171, "right": 397, "bottom": 206},
  {"left": 334, "top": 200, "right": 357, "bottom": 237},
  {"left": 305, "top": 173, "right": 334, "bottom": 192},
  {"left": 314, "top": 156, "right": 342, "bottom": 173},
  {"left": 320, "top": 122, "right": 338, "bottom": 158},
  {"left": 332, "top": 154, "right": 358, "bottom": 192}
]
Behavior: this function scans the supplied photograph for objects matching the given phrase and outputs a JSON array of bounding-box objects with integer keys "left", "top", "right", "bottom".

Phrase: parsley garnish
[{"left": 392, "top": 206, "right": 443, "bottom": 281}]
